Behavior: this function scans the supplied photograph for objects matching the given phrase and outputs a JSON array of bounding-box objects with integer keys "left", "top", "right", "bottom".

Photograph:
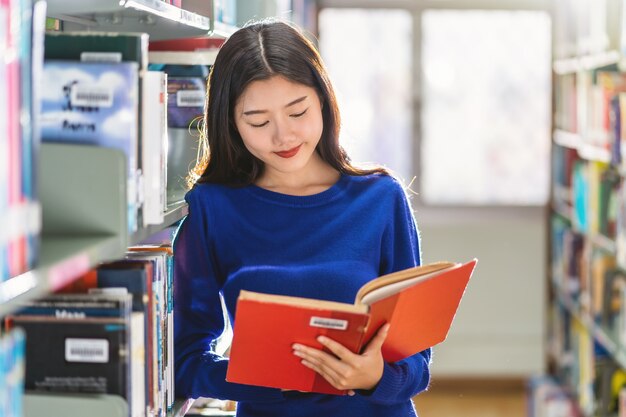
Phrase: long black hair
[{"left": 189, "top": 19, "right": 388, "bottom": 187}]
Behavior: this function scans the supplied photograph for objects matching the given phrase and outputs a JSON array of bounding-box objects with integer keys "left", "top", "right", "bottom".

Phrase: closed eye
[
  {"left": 291, "top": 108, "right": 308, "bottom": 118},
  {"left": 250, "top": 121, "right": 269, "bottom": 128}
]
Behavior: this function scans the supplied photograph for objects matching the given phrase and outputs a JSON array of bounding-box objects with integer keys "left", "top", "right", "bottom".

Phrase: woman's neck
[{"left": 256, "top": 157, "right": 340, "bottom": 196}]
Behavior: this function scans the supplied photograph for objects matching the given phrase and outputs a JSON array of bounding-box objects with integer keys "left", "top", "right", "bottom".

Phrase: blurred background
[{"left": 3, "top": 0, "right": 624, "bottom": 416}]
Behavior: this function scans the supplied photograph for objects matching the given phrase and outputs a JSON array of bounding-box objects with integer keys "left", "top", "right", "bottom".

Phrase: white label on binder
[
  {"left": 177, "top": 90, "right": 204, "bottom": 107},
  {"left": 65, "top": 338, "right": 109, "bottom": 363},
  {"left": 70, "top": 85, "right": 114, "bottom": 108},
  {"left": 309, "top": 317, "right": 348, "bottom": 331},
  {"left": 80, "top": 52, "right": 123, "bottom": 63}
]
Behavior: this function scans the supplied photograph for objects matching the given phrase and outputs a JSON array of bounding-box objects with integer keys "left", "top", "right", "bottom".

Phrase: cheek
[
  {"left": 306, "top": 113, "right": 324, "bottom": 142},
  {"left": 239, "top": 128, "right": 268, "bottom": 154}
]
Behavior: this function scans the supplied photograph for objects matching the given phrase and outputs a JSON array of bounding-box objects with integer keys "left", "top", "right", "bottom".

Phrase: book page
[
  {"left": 355, "top": 261, "right": 457, "bottom": 304},
  {"left": 357, "top": 262, "right": 459, "bottom": 306},
  {"left": 239, "top": 290, "right": 368, "bottom": 314}
]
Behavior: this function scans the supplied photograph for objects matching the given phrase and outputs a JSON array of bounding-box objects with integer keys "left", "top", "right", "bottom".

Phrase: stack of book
[
  {"left": 40, "top": 31, "right": 171, "bottom": 232},
  {"left": 148, "top": 37, "right": 220, "bottom": 204},
  {"left": 7, "top": 243, "right": 175, "bottom": 417}
]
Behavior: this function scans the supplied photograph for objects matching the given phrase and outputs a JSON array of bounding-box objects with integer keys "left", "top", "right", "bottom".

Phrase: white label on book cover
[
  {"left": 80, "top": 52, "right": 123, "bottom": 63},
  {"left": 309, "top": 317, "right": 348, "bottom": 331},
  {"left": 65, "top": 338, "right": 109, "bottom": 363},
  {"left": 176, "top": 90, "right": 204, "bottom": 107},
  {"left": 70, "top": 85, "right": 114, "bottom": 108}
]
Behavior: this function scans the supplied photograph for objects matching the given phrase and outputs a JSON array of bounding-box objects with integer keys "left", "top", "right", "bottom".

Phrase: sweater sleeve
[
  {"left": 362, "top": 178, "right": 431, "bottom": 405},
  {"left": 173, "top": 188, "right": 284, "bottom": 402}
]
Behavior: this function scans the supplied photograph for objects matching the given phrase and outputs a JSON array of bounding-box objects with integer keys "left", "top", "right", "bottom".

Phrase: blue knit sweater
[{"left": 173, "top": 173, "right": 431, "bottom": 417}]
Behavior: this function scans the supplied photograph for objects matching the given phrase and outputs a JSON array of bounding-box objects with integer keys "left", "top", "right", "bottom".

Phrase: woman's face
[{"left": 234, "top": 76, "right": 324, "bottom": 178}]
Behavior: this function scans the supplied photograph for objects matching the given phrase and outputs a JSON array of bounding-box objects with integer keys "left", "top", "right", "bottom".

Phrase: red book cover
[
  {"left": 226, "top": 294, "right": 370, "bottom": 395},
  {"left": 226, "top": 259, "right": 477, "bottom": 395},
  {"left": 363, "top": 260, "right": 477, "bottom": 362}
]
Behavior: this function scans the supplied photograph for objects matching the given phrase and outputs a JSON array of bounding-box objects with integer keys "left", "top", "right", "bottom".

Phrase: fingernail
[{"left": 317, "top": 336, "right": 327, "bottom": 343}]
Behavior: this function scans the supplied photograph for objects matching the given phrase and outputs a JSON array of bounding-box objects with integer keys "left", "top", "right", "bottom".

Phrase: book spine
[
  {"left": 0, "top": 328, "right": 26, "bottom": 417},
  {"left": 1, "top": 0, "right": 41, "bottom": 281},
  {"left": 0, "top": 0, "right": 9, "bottom": 281},
  {"left": 141, "top": 71, "right": 167, "bottom": 226}
]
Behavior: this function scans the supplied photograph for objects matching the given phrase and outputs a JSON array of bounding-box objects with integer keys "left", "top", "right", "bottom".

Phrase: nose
[{"left": 272, "top": 115, "right": 296, "bottom": 146}]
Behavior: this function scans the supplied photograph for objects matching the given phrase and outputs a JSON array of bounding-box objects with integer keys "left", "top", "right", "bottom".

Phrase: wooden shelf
[{"left": 46, "top": 0, "right": 211, "bottom": 40}]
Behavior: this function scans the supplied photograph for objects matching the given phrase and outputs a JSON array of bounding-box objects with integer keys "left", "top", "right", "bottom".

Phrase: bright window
[
  {"left": 421, "top": 10, "right": 551, "bottom": 205},
  {"left": 318, "top": 8, "right": 414, "bottom": 183}
]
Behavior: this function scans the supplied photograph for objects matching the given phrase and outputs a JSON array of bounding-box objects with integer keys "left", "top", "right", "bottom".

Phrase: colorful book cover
[
  {"left": 40, "top": 60, "right": 139, "bottom": 232},
  {"left": 24, "top": 0, "right": 46, "bottom": 272},
  {"left": 1, "top": 328, "right": 26, "bottom": 417},
  {"left": 4, "top": 0, "right": 26, "bottom": 280},
  {"left": 167, "top": 76, "right": 205, "bottom": 129},
  {"left": 0, "top": 2, "right": 8, "bottom": 281}
]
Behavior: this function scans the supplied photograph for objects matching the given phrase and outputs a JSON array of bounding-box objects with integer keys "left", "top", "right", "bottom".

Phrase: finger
[
  {"left": 300, "top": 357, "right": 344, "bottom": 388},
  {"left": 316, "top": 335, "right": 356, "bottom": 362},
  {"left": 301, "top": 357, "right": 360, "bottom": 393},
  {"left": 293, "top": 345, "right": 349, "bottom": 388},
  {"left": 364, "top": 323, "right": 390, "bottom": 353},
  {"left": 293, "top": 344, "right": 349, "bottom": 378}
]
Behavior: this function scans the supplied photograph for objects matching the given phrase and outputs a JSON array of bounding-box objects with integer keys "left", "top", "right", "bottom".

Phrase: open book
[{"left": 226, "top": 259, "right": 477, "bottom": 395}]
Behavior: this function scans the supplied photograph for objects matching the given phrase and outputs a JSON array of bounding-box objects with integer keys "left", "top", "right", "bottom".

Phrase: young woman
[{"left": 173, "top": 19, "right": 431, "bottom": 417}]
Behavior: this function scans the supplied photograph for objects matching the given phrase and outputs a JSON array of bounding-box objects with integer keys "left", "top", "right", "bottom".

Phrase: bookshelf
[
  {"left": 545, "top": 0, "right": 626, "bottom": 415},
  {"left": 0, "top": 0, "right": 230, "bottom": 416},
  {"left": 46, "top": 0, "right": 212, "bottom": 40},
  {"left": 0, "top": 1, "right": 304, "bottom": 416}
]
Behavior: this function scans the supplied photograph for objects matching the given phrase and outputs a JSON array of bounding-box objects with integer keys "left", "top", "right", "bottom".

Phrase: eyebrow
[{"left": 242, "top": 95, "right": 308, "bottom": 116}]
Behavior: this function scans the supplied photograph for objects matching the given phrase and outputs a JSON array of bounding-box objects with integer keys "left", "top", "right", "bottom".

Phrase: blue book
[
  {"left": 41, "top": 60, "right": 139, "bottom": 232},
  {"left": 167, "top": 77, "right": 205, "bottom": 129}
]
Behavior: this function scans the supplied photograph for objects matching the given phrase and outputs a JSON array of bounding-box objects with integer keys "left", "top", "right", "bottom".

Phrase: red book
[
  {"left": 148, "top": 37, "right": 224, "bottom": 51},
  {"left": 226, "top": 259, "right": 477, "bottom": 395}
]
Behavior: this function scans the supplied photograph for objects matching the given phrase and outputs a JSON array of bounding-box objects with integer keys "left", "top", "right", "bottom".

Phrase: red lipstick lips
[{"left": 275, "top": 144, "right": 302, "bottom": 158}]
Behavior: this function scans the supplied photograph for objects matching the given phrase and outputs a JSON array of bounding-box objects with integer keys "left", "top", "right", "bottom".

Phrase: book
[
  {"left": 6, "top": 293, "right": 133, "bottom": 399},
  {"left": 43, "top": 32, "right": 149, "bottom": 233},
  {"left": 0, "top": 328, "right": 26, "bottom": 417},
  {"left": 40, "top": 60, "right": 140, "bottom": 233},
  {"left": 141, "top": 70, "right": 168, "bottom": 225},
  {"left": 147, "top": 36, "right": 221, "bottom": 67},
  {"left": 226, "top": 259, "right": 477, "bottom": 395},
  {"left": 167, "top": 77, "right": 205, "bottom": 129},
  {"left": 44, "top": 31, "right": 149, "bottom": 71},
  {"left": 148, "top": 50, "right": 217, "bottom": 66}
]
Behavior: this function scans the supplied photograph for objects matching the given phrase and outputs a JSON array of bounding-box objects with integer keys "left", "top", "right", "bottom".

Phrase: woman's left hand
[{"left": 292, "top": 323, "right": 390, "bottom": 396}]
